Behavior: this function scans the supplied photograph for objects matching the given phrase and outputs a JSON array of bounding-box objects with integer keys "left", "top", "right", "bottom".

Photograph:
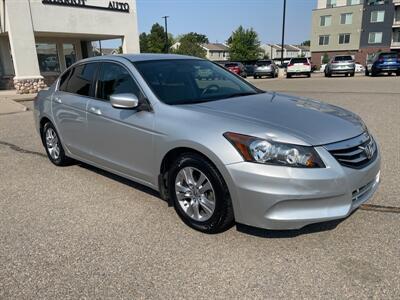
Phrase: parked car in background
[
  {"left": 224, "top": 62, "right": 247, "bottom": 78},
  {"left": 365, "top": 52, "right": 400, "bottom": 76},
  {"left": 253, "top": 60, "right": 279, "bottom": 79},
  {"left": 355, "top": 63, "right": 365, "bottom": 73},
  {"left": 34, "top": 54, "right": 380, "bottom": 233},
  {"left": 286, "top": 57, "right": 311, "bottom": 78},
  {"left": 244, "top": 64, "right": 255, "bottom": 77},
  {"left": 324, "top": 55, "right": 355, "bottom": 77}
]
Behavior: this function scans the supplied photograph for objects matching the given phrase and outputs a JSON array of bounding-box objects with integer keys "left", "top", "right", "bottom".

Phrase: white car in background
[
  {"left": 355, "top": 64, "right": 365, "bottom": 73},
  {"left": 286, "top": 57, "right": 311, "bottom": 78}
]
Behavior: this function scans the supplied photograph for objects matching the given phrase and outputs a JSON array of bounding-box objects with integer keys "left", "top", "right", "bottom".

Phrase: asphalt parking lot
[{"left": 1, "top": 74, "right": 399, "bottom": 299}]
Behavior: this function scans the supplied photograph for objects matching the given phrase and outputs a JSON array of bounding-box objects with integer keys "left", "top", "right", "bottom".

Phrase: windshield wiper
[{"left": 224, "top": 92, "right": 259, "bottom": 99}]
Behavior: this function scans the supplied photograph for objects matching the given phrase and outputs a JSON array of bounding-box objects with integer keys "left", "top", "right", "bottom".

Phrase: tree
[
  {"left": 322, "top": 52, "right": 330, "bottom": 64},
  {"left": 227, "top": 26, "right": 263, "bottom": 61},
  {"left": 301, "top": 40, "right": 310, "bottom": 46},
  {"left": 147, "top": 23, "right": 167, "bottom": 53},
  {"left": 174, "top": 32, "right": 209, "bottom": 58},
  {"left": 139, "top": 32, "right": 149, "bottom": 53}
]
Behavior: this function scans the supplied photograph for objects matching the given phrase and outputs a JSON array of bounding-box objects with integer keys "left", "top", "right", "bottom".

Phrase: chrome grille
[{"left": 324, "top": 132, "right": 377, "bottom": 169}]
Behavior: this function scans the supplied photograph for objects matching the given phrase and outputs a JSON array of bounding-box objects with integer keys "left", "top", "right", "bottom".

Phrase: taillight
[
  {"left": 332, "top": 61, "right": 338, "bottom": 64},
  {"left": 304, "top": 62, "right": 310, "bottom": 66},
  {"left": 287, "top": 64, "right": 293, "bottom": 67}
]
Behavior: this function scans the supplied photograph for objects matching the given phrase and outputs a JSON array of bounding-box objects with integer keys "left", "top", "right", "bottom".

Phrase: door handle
[
  {"left": 54, "top": 97, "right": 62, "bottom": 104},
  {"left": 89, "top": 107, "right": 102, "bottom": 115}
]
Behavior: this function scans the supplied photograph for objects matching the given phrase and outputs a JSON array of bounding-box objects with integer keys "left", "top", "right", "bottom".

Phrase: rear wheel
[
  {"left": 307, "top": 73, "right": 311, "bottom": 78},
  {"left": 350, "top": 72, "right": 355, "bottom": 77},
  {"left": 365, "top": 69, "right": 370, "bottom": 76},
  {"left": 253, "top": 75, "right": 258, "bottom": 79},
  {"left": 168, "top": 153, "right": 234, "bottom": 234},
  {"left": 286, "top": 73, "right": 291, "bottom": 78},
  {"left": 42, "top": 122, "right": 72, "bottom": 166}
]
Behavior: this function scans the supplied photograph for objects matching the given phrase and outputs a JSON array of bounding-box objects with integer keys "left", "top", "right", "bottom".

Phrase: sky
[{"left": 102, "top": 0, "right": 316, "bottom": 48}]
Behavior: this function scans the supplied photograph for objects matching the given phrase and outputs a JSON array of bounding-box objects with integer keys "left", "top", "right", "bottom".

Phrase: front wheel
[
  {"left": 42, "top": 122, "right": 72, "bottom": 166},
  {"left": 168, "top": 153, "right": 234, "bottom": 233},
  {"left": 365, "top": 69, "right": 370, "bottom": 76}
]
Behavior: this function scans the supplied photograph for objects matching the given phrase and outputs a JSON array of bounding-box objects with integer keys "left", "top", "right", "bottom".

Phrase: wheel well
[
  {"left": 39, "top": 117, "right": 51, "bottom": 145},
  {"left": 159, "top": 147, "right": 219, "bottom": 205}
]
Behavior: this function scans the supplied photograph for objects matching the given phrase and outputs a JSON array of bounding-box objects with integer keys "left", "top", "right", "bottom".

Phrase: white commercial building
[{"left": 0, "top": 0, "right": 139, "bottom": 93}]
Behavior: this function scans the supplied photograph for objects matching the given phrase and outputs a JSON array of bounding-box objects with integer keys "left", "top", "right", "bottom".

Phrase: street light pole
[
  {"left": 280, "top": 0, "right": 286, "bottom": 66},
  {"left": 162, "top": 16, "right": 169, "bottom": 53}
]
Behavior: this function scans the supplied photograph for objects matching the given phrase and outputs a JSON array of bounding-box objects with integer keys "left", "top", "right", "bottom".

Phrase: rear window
[
  {"left": 64, "top": 63, "right": 98, "bottom": 96},
  {"left": 334, "top": 56, "right": 353, "bottom": 61},
  {"left": 380, "top": 53, "right": 398, "bottom": 59},
  {"left": 225, "top": 63, "right": 239, "bottom": 68},
  {"left": 290, "top": 58, "right": 308, "bottom": 64},
  {"left": 257, "top": 61, "right": 272, "bottom": 66}
]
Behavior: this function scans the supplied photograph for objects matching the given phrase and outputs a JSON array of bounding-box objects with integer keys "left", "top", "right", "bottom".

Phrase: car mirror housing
[{"left": 110, "top": 93, "right": 139, "bottom": 109}]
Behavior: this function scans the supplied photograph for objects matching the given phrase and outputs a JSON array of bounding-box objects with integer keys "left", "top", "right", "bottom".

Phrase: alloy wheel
[{"left": 175, "top": 167, "right": 216, "bottom": 222}]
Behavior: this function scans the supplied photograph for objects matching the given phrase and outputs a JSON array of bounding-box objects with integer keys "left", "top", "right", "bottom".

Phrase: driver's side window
[{"left": 96, "top": 62, "right": 141, "bottom": 101}]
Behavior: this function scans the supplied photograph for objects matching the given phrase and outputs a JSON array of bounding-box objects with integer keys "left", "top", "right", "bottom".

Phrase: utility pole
[
  {"left": 280, "top": 0, "right": 286, "bottom": 66},
  {"left": 162, "top": 16, "right": 169, "bottom": 53}
]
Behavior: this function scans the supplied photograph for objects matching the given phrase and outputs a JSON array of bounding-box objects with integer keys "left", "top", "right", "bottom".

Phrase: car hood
[{"left": 186, "top": 92, "right": 366, "bottom": 146}]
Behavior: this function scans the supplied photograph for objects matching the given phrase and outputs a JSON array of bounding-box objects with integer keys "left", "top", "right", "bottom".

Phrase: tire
[
  {"left": 397, "top": 71, "right": 400, "bottom": 76},
  {"left": 371, "top": 70, "right": 378, "bottom": 77},
  {"left": 253, "top": 75, "right": 258, "bottom": 79},
  {"left": 350, "top": 72, "right": 355, "bottom": 77},
  {"left": 365, "top": 69, "right": 369, "bottom": 76},
  {"left": 42, "top": 122, "right": 72, "bottom": 166},
  {"left": 324, "top": 71, "right": 328, "bottom": 77},
  {"left": 286, "top": 73, "right": 291, "bottom": 78},
  {"left": 168, "top": 153, "right": 234, "bottom": 234},
  {"left": 307, "top": 73, "right": 311, "bottom": 78}
]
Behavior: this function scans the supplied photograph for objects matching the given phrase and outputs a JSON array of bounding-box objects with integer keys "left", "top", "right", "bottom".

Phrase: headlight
[{"left": 224, "top": 132, "right": 325, "bottom": 168}]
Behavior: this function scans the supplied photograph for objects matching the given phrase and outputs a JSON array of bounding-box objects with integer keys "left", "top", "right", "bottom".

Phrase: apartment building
[{"left": 311, "top": 0, "right": 399, "bottom": 67}]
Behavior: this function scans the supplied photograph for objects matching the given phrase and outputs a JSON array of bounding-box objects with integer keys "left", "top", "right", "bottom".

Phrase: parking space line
[{"left": 360, "top": 204, "right": 400, "bottom": 214}]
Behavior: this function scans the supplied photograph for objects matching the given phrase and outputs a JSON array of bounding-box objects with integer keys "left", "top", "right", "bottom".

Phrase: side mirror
[{"left": 110, "top": 93, "right": 139, "bottom": 109}]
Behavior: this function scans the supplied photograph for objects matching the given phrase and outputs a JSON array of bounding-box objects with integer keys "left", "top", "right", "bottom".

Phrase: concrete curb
[{"left": 0, "top": 98, "right": 29, "bottom": 115}]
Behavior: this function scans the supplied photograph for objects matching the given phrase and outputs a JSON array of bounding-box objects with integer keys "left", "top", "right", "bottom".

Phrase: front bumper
[{"left": 224, "top": 146, "right": 381, "bottom": 230}]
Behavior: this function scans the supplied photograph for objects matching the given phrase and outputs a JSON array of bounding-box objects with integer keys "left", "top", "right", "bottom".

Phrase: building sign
[{"left": 41, "top": 0, "right": 130, "bottom": 13}]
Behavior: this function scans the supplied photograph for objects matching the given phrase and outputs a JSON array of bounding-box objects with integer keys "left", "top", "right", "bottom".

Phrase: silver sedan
[{"left": 34, "top": 54, "right": 380, "bottom": 233}]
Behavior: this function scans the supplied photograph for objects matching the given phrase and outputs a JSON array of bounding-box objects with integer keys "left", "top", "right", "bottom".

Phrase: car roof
[{"left": 78, "top": 53, "right": 203, "bottom": 64}]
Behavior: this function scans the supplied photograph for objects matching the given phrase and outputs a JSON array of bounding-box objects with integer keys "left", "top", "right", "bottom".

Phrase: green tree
[
  {"left": 322, "top": 52, "right": 330, "bottom": 64},
  {"left": 147, "top": 23, "right": 167, "bottom": 53},
  {"left": 227, "top": 26, "right": 263, "bottom": 61},
  {"left": 139, "top": 32, "right": 149, "bottom": 53},
  {"left": 301, "top": 40, "right": 310, "bottom": 46},
  {"left": 174, "top": 32, "right": 209, "bottom": 58}
]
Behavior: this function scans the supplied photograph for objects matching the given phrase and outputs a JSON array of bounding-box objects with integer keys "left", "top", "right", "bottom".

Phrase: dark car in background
[
  {"left": 324, "top": 55, "right": 355, "bottom": 77},
  {"left": 244, "top": 64, "right": 255, "bottom": 77},
  {"left": 224, "top": 62, "right": 247, "bottom": 78},
  {"left": 253, "top": 60, "right": 279, "bottom": 79},
  {"left": 365, "top": 52, "right": 400, "bottom": 76}
]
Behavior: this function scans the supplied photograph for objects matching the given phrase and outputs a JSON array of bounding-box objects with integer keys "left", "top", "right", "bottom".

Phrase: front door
[{"left": 86, "top": 62, "right": 155, "bottom": 184}]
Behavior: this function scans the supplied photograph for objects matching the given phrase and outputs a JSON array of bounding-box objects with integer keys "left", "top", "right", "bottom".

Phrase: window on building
[
  {"left": 368, "top": 32, "right": 383, "bottom": 44},
  {"left": 63, "top": 44, "right": 76, "bottom": 68},
  {"left": 36, "top": 43, "right": 60, "bottom": 73},
  {"left": 97, "top": 63, "right": 141, "bottom": 101},
  {"left": 65, "top": 63, "right": 98, "bottom": 96},
  {"left": 339, "top": 33, "right": 351, "bottom": 44},
  {"left": 319, "top": 35, "right": 330, "bottom": 45},
  {"left": 340, "top": 13, "right": 353, "bottom": 24},
  {"left": 326, "top": 0, "right": 337, "bottom": 8},
  {"left": 320, "top": 15, "right": 332, "bottom": 26},
  {"left": 371, "top": 10, "right": 385, "bottom": 23},
  {"left": 367, "top": 0, "right": 388, "bottom": 5},
  {"left": 346, "top": 0, "right": 360, "bottom": 5}
]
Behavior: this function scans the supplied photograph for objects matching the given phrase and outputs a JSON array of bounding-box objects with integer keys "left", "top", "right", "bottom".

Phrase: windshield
[
  {"left": 380, "top": 53, "right": 398, "bottom": 60},
  {"left": 134, "top": 59, "right": 260, "bottom": 105},
  {"left": 290, "top": 58, "right": 308, "bottom": 64}
]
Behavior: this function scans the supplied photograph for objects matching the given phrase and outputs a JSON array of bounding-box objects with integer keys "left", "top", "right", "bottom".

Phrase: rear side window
[
  {"left": 58, "top": 69, "right": 71, "bottom": 91},
  {"left": 290, "top": 58, "right": 308, "bottom": 64},
  {"left": 96, "top": 62, "right": 142, "bottom": 101},
  {"left": 65, "top": 63, "right": 98, "bottom": 96},
  {"left": 334, "top": 56, "right": 353, "bottom": 61}
]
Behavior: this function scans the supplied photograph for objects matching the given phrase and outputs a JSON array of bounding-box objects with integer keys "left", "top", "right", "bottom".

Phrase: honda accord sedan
[{"left": 34, "top": 54, "right": 380, "bottom": 233}]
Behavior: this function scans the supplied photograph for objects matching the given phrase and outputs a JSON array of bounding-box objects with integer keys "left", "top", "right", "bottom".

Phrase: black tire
[
  {"left": 253, "top": 75, "right": 258, "bottom": 79},
  {"left": 350, "top": 72, "right": 355, "bottom": 77},
  {"left": 365, "top": 69, "right": 369, "bottom": 76},
  {"left": 307, "top": 73, "right": 311, "bottom": 78},
  {"left": 371, "top": 70, "right": 378, "bottom": 77},
  {"left": 42, "top": 122, "right": 72, "bottom": 166},
  {"left": 286, "top": 73, "right": 291, "bottom": 78},
  {"left": 397, "top": 71, "right": 400, "bottom": 76},
  {"left": 168, "top": 153, "right": 234, "bottom": 234}
]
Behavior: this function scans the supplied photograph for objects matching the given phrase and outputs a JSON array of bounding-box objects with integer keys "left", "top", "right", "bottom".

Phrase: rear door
[
  {"left": 86, "top": 61, "right": 155, "bottom": 183},
  {"left": 52, "top": 62, "right": 98, "bottom": 158}
]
